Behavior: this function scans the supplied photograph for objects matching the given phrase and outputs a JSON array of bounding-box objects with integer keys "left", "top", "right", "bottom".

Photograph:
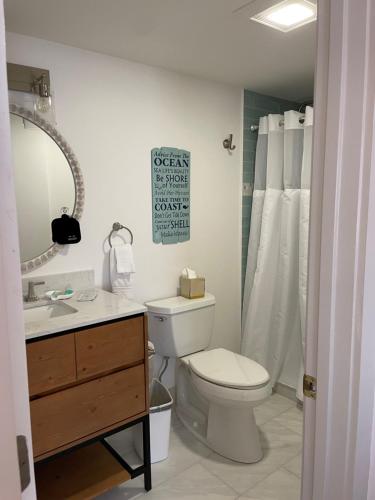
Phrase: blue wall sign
[{"left": 151, "top": 147, "right": 190, "bottom": 244}]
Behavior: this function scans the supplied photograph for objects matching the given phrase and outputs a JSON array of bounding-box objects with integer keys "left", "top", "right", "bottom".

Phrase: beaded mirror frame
[{"left": 9, "top": 104, "right": 85, "bottom": 273}]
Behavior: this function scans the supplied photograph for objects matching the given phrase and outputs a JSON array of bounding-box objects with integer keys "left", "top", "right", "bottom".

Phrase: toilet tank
[{"left": 146, "top": 293, "right": 216, "bottom": 357}]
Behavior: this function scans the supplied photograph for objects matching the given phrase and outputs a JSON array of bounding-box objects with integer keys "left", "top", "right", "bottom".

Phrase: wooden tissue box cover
[{"left": 180, "top": 277, "right": 205, "bottom": 299}]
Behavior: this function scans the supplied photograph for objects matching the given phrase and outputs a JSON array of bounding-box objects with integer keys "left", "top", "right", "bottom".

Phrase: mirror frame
[{"left": 9, "top": 104, "right": 84, "bottom": 273}]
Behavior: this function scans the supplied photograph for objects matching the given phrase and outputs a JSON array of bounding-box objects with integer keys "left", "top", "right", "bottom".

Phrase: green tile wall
[{"left": 242, "top": 90, "right": 299, "bottom": 298}]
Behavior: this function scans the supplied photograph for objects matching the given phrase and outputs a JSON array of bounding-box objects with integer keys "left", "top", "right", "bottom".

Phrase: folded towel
[
  {"left": 114, "top": 244, "right": 135, "bottom": 273},
  {"left": 110, "top": 247, "right": 135, "bottom": 299},
  {"left": 111, "top": 274, "right": 135, "bottom": 299}
]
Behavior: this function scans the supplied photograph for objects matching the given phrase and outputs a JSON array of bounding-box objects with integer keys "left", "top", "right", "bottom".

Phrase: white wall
[{"left": 6, "top": 32, "right": 243, "bottom": 357}]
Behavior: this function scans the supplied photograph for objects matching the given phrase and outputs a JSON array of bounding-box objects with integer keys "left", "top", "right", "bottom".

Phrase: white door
[
  {"left": 302, "top": 0, "right": 375, "bottom": 499},
  {"left": 0, "top": 1, "right": 36, "bottom": 497}
]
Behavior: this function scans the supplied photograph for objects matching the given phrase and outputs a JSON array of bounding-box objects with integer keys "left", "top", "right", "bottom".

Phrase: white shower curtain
[{"left": 242, "top": 107, "right": 313, "bottom": 397}]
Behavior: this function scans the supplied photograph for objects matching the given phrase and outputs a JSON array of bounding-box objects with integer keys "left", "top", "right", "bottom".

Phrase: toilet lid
[{"left": 189, "top": 348, "right": 270, "bottom": 388}]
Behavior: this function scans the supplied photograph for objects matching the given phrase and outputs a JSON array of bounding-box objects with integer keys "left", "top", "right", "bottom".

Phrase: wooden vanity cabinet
[
  {"left": 75, "top": 316, "right": 145, "bottom": 380},
  {"left": 26, "top": 314, "right": 149, "bottom": 461},
  {"left": 27, "top": 333, "right": 76, "bottom": 397}
]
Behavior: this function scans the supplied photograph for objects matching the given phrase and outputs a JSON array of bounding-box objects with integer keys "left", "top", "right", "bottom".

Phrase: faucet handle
[{"left": 26, "top": 280, "right": 46, "bottom": 302}]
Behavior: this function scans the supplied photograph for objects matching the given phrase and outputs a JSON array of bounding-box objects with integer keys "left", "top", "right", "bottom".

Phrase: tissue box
[{"left": 180, "top": 276, "right": 205, "bottom": 299}]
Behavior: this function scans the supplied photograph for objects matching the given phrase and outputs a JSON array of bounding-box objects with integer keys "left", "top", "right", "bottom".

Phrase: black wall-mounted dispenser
[{"left": 51, "top": 214, "right": 81, "bottom": 244}]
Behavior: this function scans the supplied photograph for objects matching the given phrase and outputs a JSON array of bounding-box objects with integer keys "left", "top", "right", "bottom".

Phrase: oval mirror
[{"left": 9, "top": 105, "right": 84, "bottom": 273}]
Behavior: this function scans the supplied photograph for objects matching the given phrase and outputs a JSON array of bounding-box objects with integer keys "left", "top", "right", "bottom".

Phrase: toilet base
[
  {"left": 207, "top": 403, "right": 263, "bottom": 463},
  {"left": 176, "top": 362, "right": 266, "bottom": 464}
]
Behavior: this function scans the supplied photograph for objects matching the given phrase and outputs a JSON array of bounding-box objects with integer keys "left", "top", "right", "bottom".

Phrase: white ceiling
[{"left": 4, "top": 0, "right": 316, "bottom": 101}]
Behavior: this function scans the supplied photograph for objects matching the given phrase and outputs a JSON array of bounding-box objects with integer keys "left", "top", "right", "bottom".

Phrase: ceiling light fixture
[{"left": 250, "top": 0, "right": 317, "bottom": 32}]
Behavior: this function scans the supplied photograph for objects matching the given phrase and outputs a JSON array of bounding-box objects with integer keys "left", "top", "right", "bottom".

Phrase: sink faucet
[{"left": 25, "top": 281, "right": 45, "bottom": 303}]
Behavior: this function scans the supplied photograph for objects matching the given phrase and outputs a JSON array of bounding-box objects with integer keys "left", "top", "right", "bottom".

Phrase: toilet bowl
[
  {"left": 146, "top": 293, "right": 271, "bottom": 463},
  {"left": 185, "top": 348, "right": 271, "bottom": 462}
]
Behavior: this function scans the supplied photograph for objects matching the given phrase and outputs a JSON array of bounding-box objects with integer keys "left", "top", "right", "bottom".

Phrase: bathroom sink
[{"left": 24, "top": 302, "right": 78, "bottom": 323}]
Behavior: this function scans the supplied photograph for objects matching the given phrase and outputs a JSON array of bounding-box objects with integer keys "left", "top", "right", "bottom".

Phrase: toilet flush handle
[{"left": 155, "top": 315, "right": 167, "bottom": 322}]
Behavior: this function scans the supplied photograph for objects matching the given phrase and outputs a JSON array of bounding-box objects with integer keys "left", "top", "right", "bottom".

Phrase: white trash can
[{"left": 133, "top": 379, "right": 173, "bottom": 463}]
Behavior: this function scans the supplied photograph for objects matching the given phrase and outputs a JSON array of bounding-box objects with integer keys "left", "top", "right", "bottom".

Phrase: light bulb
[
  {"left": 32, "top": 73, "right": 52, "bottom": 113},
  {"left": 35, "top": 95, "right": 52, "bottom": 113}
]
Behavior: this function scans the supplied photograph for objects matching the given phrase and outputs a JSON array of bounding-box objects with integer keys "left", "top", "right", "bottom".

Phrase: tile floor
[{"left": 99, "top": 394, "right": 303, "bottom": 500}]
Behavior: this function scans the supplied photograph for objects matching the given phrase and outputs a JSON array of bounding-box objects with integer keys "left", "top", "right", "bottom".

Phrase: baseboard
[{"left": 274, "top": 381, "right": 299, "bottom": 403}]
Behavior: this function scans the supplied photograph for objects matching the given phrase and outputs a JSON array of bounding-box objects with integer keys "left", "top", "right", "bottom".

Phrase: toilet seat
[
  {"left": 190, "top": 369, "right": 271, "bottom": 408},
  {"left": 188, "top": 348, "right": 270, "bottom": 389}
]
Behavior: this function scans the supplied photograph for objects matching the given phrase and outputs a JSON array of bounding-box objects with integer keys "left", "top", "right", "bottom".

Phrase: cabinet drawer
[
  {"left": 75, "top": 317, "right": 144, "bottom": 380},
  {"left": 27, "top": 334, "right": 76, "bottom": 397},
  {"left": 30, "top": 364, "right": 145, "bottom": 457}
]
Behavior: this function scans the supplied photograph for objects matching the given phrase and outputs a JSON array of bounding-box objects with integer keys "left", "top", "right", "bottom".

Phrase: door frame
[
  {"left": 0, "top": 1, "right": 36, "bottom": 498},
  {"left": 303, "top": 0, "right": 375, "bottom": 499}
]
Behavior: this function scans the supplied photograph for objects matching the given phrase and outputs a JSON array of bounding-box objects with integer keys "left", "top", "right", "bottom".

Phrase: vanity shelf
[
  {"left": 34, "top": 442, "right": 131, "bottom": 499},
  {"left": 26, "top": 313, "right": 151, "bottom": 497}
]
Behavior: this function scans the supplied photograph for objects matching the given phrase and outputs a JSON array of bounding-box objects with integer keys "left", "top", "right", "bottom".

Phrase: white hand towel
[
  {"left": 110, "top": 247, "right": 135, "bottom": 299},
  {"left": 114, "top": 244, "right": 135, "bottom": 273}
]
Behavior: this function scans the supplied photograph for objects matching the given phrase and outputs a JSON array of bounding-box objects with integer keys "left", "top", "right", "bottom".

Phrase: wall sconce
[
  {"left": 7, "top": 63, "right": 52, "bottom": 114},
  {"left": 32, "top": 73, "right": 52, "bottom": 113}
]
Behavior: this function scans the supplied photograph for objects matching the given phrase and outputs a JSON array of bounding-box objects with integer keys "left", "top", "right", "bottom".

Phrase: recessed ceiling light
[{"left": 250, "top": 0, "right": 317, "bottom": 32}]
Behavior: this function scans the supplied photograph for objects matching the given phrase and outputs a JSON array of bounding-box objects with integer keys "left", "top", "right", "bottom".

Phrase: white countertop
[{"left": 24, "top": 289, "right": 147, "bottom": 340}]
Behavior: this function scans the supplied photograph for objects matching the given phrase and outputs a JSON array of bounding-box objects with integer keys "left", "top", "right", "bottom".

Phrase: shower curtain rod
[{"left": 250, "top": 115, "right": 305, "bottom": 133}]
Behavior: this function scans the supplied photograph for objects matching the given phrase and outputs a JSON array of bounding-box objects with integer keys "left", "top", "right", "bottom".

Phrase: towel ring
[{"left": 108, "top": 222, "right": 134, "bottom": 247}]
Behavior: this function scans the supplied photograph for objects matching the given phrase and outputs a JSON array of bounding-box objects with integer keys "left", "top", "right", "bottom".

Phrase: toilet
[{"left": 146, "top": 293, "right": 272, "bottom": 463}]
